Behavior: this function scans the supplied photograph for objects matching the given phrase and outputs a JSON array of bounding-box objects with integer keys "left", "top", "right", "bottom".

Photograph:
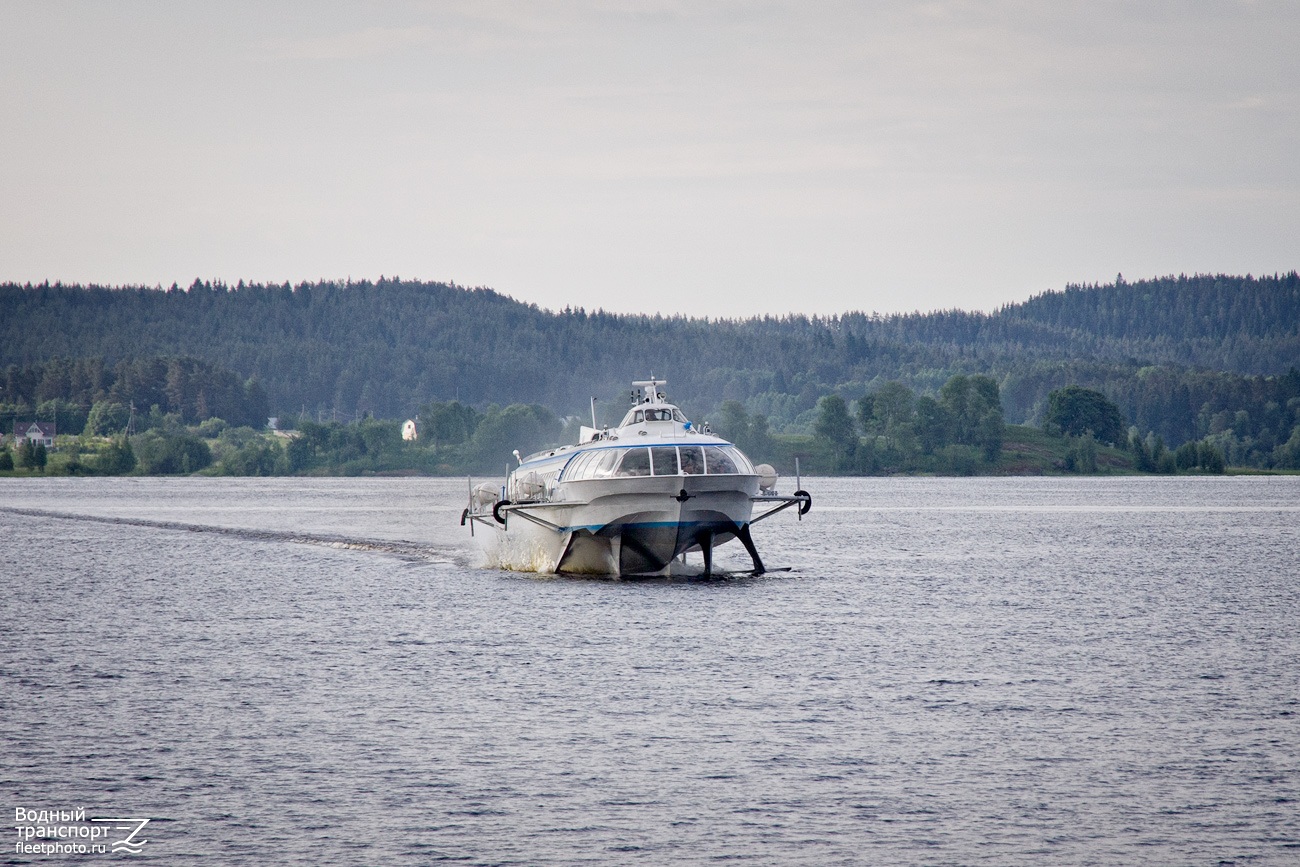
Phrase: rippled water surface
[{"left": 3, "top": 476, "right": 1298, "bottom": 865}]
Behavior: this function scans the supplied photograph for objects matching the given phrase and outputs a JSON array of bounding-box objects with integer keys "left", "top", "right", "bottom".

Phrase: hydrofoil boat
[{"left": 462, "top": 378, "right": 811, "bottom": 576}]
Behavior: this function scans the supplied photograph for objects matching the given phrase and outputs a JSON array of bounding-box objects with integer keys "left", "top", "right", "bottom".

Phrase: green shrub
[{"left": 133, "top": 430, "right": 212, "bottom": 474}]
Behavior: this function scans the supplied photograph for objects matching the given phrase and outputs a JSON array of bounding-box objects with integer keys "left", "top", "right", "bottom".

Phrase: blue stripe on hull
[{"left": 561, "top": 519, "right": 744, "bottom": 534}]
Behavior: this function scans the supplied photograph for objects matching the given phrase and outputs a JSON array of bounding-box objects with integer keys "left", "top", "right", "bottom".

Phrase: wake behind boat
[{"left": 462, "top": 378, "right": 811, "bottom": 576}]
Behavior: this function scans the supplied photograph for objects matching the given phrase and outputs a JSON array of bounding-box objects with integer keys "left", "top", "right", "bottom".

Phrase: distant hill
[
  {"left": 1, "top": 273, "right": 1297, "bottom": 445},
  {"left": 998, "top": 272, "right": 1300, "bottom": 373}
]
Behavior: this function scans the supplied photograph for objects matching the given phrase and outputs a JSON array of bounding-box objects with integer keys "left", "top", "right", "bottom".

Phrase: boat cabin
[
  {"left": 614, "top": 378, "right": 703, "bottom": 437},
  {"left": 617, "top": 403, "right": 692, "bottom": 435}
]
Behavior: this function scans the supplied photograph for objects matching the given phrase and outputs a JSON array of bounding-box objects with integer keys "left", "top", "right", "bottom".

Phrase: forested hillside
[
  {"left": 2, "top": 273, "right": 1297, "bottom": 458},
  {"left": 999, "top": 273, "right": 1299, "bottom": 373},
  {"left": 0, "top": 356, "right": 268, "bottom": 434}
]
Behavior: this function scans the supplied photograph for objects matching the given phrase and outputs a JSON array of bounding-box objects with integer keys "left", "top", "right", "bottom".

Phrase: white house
[
  {"left": 402, "top": 419, "right": 418, "bottom": 441},
  {"left": 14, "top": 422, "right": 56, "bottom": 448}
]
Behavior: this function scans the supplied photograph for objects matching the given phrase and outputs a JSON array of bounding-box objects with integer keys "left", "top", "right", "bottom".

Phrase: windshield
[{"left": 561, "top": 445, "right": 753, "bottom": 480}]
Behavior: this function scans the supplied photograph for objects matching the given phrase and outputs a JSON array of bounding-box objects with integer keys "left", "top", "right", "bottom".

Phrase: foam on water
[
  {"left": 480, "top": 526, "right": 562, "bottom": 574},
  {"left": 0, "top": 505, "right": 458, "bottom": 563}
]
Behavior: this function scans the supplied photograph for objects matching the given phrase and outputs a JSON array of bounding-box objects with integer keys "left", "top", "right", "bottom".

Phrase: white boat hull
[{"left": 496, "top": 476, "right": 759, "bottom": 575}]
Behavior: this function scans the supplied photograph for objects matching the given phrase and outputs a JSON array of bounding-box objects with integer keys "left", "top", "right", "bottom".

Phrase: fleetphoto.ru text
[{"left": 14, "top": 807, "right": 151, "bottom": 857}]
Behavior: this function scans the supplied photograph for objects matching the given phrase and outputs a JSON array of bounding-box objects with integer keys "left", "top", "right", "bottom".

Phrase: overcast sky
[{"left": 2, "top": 1, "right": 1296, "bottom": 317}]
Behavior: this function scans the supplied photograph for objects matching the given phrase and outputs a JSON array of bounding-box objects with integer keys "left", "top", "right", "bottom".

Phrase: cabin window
[
  {"left": 704, "top": 446, "right": 751, "bottom": 474},
  {"left": 672, "top": 409, "right": 687, "bottom": 423},
  {"left": 592, "top": 449, "right": 621, "bottom": 478},
  {"left": 561, "top": 449, "right": 624, "bottom": 480},
  {"left": 561, "top": 451, "right": 592, "bottom": 480},
  {"left": 651, "top": 446, "right": 678, "bottom": 475},
  {"left": 706, "top": 449, "right": 737, "bottom": 474},
  {"left": 563, "top": 449, "right": 602, "bottom": 480},
  {"left": 644, "top": 408, "right": 673, "bottom": 422},
  {"left": 615, "top": 448, "right": 651, "bottom": 477},
  {"left": 679, "top": 446, "right": 705, "bottom": 474}
]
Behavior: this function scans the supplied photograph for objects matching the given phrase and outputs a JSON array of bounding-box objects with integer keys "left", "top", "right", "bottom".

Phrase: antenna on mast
[{"left": 631, "top": 377, "right": 668, "bottom": 404}]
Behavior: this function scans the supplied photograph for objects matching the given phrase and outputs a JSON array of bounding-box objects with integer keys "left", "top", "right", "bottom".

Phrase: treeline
[
  {"left": 0, "top": 356, "right": 268, "bottom": 435},
  {"left": 1, "top": 403, "right": 571, "bottom": 477},
  {"left": 14, "top": 376, "right": 1289, "bottom": 476},
  {"left": 716, "top": 373, "right": 1010, "bottom": 475},
  {"left": 977, "top": 362, "right": 1300, "bottom": 470},
  {"left": 785, "top": 377, "right": 1248, "bottom": 475},
  {"left": 1, "top": 273, "right": 1297, "bottom": 458}
]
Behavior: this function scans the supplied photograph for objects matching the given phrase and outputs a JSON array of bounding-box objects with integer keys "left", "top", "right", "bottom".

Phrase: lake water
[{"left": 2, "top": 476, "right": 1298, "bottom": 865}]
